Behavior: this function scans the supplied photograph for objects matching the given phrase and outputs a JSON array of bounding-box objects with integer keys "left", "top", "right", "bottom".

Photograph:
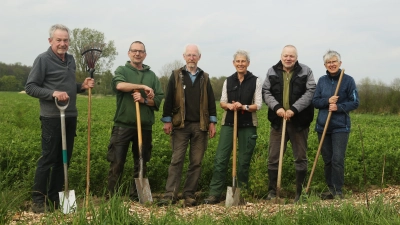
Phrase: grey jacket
[
  {"left": 25, "top": 47, "right": 84, "bottom": 117},
  {"left": 262, "top": 61, "right": 316, "bottom": 130}
]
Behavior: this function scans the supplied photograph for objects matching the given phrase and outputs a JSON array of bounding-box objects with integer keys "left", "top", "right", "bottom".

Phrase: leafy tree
[
  {"left": 391, "top": 78, "right": 400, "bottom": 92},
  {"left": 158, "top": 60, "right": 185, "bottom": 94},
  {"left": 210, "top": 76, "right": 227, "bottom": 100},
  {"left": 357, "top": 77, "right": 373, "bottom": 113},
  {"left": 0, "top": 62, "right": 31, "bottom": 89},
  {"left": 0, "top": 75, "right": 23, "bottom": 91},
  {"left": 69, "top": 28, "right": 118, "bottom": 81},
  {"left": 95, "top": 70, "right": 114, "bottom": 95}
]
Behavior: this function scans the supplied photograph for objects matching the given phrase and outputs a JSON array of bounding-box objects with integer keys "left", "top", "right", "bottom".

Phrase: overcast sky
[{"left": 1, "top": 0, "right": 399, "bottom": 85}]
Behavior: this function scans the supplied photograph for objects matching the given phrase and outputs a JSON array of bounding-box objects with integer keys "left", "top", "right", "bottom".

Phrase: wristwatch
[
  {"left": 144, "top": 98, "right": 148, "bottom": 105},
  {"left": 245, "top": 105, "right": 249, "bottom": 111}
]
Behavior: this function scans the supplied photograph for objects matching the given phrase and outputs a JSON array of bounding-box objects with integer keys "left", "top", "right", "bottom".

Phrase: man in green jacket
[{"left": 107, "top": 41, "right": 164, "bottom": 201}]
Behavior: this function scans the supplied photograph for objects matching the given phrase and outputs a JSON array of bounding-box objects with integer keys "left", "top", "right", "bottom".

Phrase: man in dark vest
[
  {"left": 160, "top": 44, "right": 217, "bottom": 207},
  {"left": 262, "top": 45, "right": 316, "bottom": 203}
]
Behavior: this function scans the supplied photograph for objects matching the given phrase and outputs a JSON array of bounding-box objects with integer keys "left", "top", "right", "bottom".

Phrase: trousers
[{"left": 32, "top": 116, "right": 77, "bottom": 204}]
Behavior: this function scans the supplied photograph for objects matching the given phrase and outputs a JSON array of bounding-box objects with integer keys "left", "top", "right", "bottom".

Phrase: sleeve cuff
[
  {"left": 290, "top": 106, "right": 299, "bottom": 114},
  {"left": 161, "top": 116, "right": 172, "bottom": 123},
  {"left": 210, "top": 116, "right": 217, "bottom": 123}
]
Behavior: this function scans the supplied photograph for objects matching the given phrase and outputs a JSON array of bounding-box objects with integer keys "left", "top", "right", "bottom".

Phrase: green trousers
[{"left": 208, "top": 125, "right": 257, "bottom": 197}]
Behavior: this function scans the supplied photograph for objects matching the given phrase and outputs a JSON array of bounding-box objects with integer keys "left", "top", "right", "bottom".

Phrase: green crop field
[{"left": 1, "top": 91, "right": 400, "bottom": 201}]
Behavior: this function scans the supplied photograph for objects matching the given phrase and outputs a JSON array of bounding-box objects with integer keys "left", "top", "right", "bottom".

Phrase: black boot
[
  {"left": 294, "top": 170, "right": 307, "bottom": 203},
  {"left": 267, "top": 170, "right": 278, "bottom": 200}
]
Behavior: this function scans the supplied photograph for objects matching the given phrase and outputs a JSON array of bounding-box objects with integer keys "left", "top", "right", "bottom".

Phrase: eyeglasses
[
  {"left": 325, "top": 60, "right": 338, "bottom": 65},
  {"left": 185, "top": 54, "right": 199, "bottom": 58},
  {"left": 130, "top": 49, "right": 146, "bottom": 54}
]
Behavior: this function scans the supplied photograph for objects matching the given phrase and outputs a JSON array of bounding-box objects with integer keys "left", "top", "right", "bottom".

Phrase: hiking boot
[
  {"left": 266, "top": 191, "right": 276, "bottom": 200},
  {"left": 203, "top": 195, "right": 220, "bottom": 204},
  {"left": 334, "top": 193, "right": 344, "bottom": 200},
  {"left": 32, "top": 202, "right": 46, "bottom": 214},
  {"left": 184, "top": 196, "right": 197, "bottom": 207},
  {"left": 129, "top": 194, "right": 139, "bottom": 202},
  {"left": 267, "top": 170, "right": 278, "bottom": 200},
  {"left": 294, "top": 170, "right": 307, "bottom": 203},
  {"left": 320, "top": 191, "right": 334, "bottom": 200},
  {"left": 158, "top": 195, "right": 176, "bottom": 206}
]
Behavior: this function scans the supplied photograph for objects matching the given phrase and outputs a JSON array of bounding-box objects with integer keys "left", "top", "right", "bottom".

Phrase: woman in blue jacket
[{"left": 312, "top": 50, "right": 359, "bottom": 199}]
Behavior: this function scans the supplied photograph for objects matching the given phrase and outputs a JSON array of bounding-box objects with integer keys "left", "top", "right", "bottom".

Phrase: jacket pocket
[
  {"left": 172, "top": 106, "right": 182, "bottom": 127},
  {"left": 247, "top": 134, "right": 258, "bottom": 151},
  {"left": 292, "top": 76, "right": 307, "bottom": 95}
]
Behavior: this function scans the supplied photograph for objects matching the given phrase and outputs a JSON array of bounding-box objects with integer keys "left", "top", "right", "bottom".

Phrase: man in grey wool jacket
[
  {"left": 262, "top": 45, "right": 316, "bottom": 203},
  {"left": 25, "top": 24, "right": 94, "bottom": 213}
]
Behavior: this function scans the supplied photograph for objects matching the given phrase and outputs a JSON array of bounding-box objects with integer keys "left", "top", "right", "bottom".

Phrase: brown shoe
[
  {"left": 203, "top": 195, "right": 220, "bottom": 204},
  {"left": 158, "top": 195, "right": 176, "bottom": 206},
  {"left": 266, "top": 191, "right": 276, "bottom": 200},
  {"left": 184, "top": 196, "right": 197, "bottom": 207},
  {"left": 320, "top": 191, "right": 334, "bottom": 200},
  {"left": 32, "top": 202, "right": 46, "bottom": 214}
]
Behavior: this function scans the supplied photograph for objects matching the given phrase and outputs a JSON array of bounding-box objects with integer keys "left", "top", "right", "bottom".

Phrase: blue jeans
[
  {"left": 318, "top": 132, "right": 349, "bottom": 195},
  {"left": 164, "top": 122, "right": 208, "bottom": 198},
  {"left": 32, "top": 116, "right": 77, "bottom": 204}
]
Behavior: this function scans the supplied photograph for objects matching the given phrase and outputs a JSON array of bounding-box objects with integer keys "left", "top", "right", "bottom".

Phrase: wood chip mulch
[{"left": 9, "top": 185, "right": 400, "bottom": 224}]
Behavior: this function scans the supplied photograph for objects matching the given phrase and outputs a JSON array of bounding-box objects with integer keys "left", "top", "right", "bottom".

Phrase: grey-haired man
[{"left": 26, "top": 24, "right": 94, "bottom": 213}]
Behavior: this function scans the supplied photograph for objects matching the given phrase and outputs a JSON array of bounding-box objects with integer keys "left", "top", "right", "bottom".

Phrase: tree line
[
  {"left": 2, "top": 58, "right": 399, "bottom": 114},
  {"left": 1, "top": 27, "right": 399, "bottom": 114}
]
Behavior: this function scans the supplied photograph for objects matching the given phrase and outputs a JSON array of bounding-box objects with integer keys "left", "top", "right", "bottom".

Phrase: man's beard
[{"left": 187, "top": 62, "right": 196, "bottom": 68}]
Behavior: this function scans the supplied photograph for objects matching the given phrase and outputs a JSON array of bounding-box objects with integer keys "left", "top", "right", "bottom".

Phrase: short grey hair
[
  {"left": 183, "top": 44, "right": 201, "bottom": 55},
  {"left": 49, "top": 24, "right": 70, "bottom": 39},
  {"left": 233, "top": 50, "right": 250, "bottom": 61},
  {"left": 282, "top": 45, "right": 298, "bottom": 57},
  {"left": 130, "top": 41, "right": 146, "bottom": 52},
  {"left": 323, "top": 50, "right": 341, "bottom": 63}
]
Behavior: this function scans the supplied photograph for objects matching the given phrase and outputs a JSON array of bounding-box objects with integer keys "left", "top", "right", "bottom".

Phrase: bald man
[
  {"left": 262, "top": 45, "right": 316, "bottom": 203},
  {"left": 159, "top": 44, "right": 217, "bottom": 207}
]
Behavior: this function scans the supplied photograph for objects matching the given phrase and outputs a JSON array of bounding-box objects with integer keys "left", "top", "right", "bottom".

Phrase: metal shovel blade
[
  {"left": 134, "top": 98, "right": 153, "bottom": 204},
  {"left": 58, "top": 190, "right": 77, "bottom": 214},
  {"left": 135, "top": 178, "right": 153, "bottom": 204},
  {"left": 225, "top": 186, "right": 241, "bottom": 207}
]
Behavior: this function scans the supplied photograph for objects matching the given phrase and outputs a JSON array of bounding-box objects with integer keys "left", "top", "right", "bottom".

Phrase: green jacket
[{"left": 112, "top": 62, "right": 164, "bottom": 130}]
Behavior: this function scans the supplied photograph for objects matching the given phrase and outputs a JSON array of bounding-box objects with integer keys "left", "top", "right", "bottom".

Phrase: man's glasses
[{"left": 130, "top": 49, "right": 146, "bottom": 54}]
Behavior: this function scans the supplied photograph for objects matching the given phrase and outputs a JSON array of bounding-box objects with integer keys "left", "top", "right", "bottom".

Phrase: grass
[
  {"left": 1, "top": 91, "right": 400, "bottom": 224},
  {"left": 6, "top": 193, "right": 400, "bottom": 224}
]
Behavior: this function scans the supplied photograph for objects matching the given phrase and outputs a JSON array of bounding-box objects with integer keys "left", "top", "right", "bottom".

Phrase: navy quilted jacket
[{"left": 312, "top": 69, "right": 359, "bottom": 134}]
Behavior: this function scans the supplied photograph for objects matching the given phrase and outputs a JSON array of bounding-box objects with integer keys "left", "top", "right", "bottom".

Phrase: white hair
[
  {"left": 49, "top": 24, "right": 70, "bottom": 39},
  {"left": 323, "top": 50, "right": 341, "bottom": 63},
  {"left": 183, "top": 44, "right": 201, "bottom": 55}
]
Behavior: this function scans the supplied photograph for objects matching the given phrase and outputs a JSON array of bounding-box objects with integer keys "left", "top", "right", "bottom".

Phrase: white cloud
[{"left": 0, "top": 0, "right": 398, "bottom": 85}]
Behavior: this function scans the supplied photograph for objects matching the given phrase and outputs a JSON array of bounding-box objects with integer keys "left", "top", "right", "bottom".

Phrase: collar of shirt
[{"left": 184, "top": 65, "right": 199, "bottom": 84}]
